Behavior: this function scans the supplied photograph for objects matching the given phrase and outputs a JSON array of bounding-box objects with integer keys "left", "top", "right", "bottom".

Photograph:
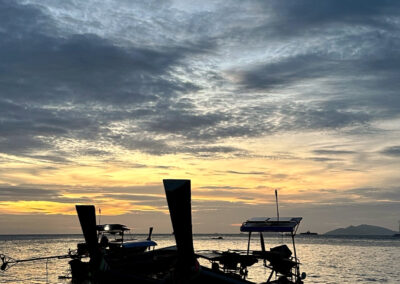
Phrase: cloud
[
  {"left": 100, "top": 194, "right": 165, "bottom": 202},
  {"left": 223, "top": 0, "right": 400, "bottom": 135},
  {"left": 380, "top": 146, "right": 400, "bottom": 157},
  {"left": 0, "top": 0, "right": 218, "bottom": 158},
  {"left": 234, "top": 54, "right": 338, "bottom": 91},
  {"left": 199, "top": 185, "right": 249, "bottom": 190},
  {"left": 347, "top": 187, "right": 400, "bottom": 201},
  {"left": 313, "top": 149, "right": 356, "bottom": 155},
  {"left": 2, "top": 0, "right": 400, "bottom": 161},
  {"left": 0, "top": 185, "right": 90, "bottom": 203},
  {"left": 309, "top": 157, "right": 342, "bottom": 162},
  {"left": 225, "top": 170, "right": 265, "bottom": 175},
  {"left": 262, "top": 0, "right": 400, "bottom": 37}
]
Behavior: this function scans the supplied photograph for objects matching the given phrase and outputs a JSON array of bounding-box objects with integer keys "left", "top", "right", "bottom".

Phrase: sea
[{"left": 0, "top": 234, "right": 399, "bottom": 283}]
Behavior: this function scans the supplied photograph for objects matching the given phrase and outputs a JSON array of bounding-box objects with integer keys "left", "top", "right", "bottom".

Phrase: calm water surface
[{"left": 0, "top": 234, "right": 399, "bottom": 283}]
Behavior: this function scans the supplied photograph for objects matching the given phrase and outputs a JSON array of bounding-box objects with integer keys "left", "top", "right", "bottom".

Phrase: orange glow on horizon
[{"left": 0, "top": 132, "right": 386, "bottom": 216}]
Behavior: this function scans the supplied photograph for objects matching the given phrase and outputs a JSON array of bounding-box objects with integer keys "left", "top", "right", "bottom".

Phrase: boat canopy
[
  {"left": 96, "top": 224, "right": 129, "bottom": 233},
  {"left": 121, "top": 240, "right": 157, "bottom": 248},
  {"left": 240, "top": 217, "right": 302, "bottom": 233}
]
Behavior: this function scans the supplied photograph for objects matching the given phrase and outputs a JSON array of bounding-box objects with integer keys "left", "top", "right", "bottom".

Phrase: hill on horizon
[{"left": 324, "top": 224, "right": 396, "bottom": 235}]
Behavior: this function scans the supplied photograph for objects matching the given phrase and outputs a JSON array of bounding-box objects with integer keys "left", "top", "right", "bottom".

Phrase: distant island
[{"left": 325, "top": 224, "right": 396, "bottom": 235}]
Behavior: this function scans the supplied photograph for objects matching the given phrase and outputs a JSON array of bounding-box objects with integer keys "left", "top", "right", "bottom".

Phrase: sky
[{"left": 1, "top": 0, "right": 400, "bottom": 234}]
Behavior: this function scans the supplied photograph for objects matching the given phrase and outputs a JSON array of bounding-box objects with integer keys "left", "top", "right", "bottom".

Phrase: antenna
[
  {"left": 98, "top": 208, "right": 101, "bottom": 225},
  {"left": 275, "top": 189, "right": 280, "bottom": 222}
]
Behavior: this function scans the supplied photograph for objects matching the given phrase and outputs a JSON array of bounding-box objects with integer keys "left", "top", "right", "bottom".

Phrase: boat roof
[
  {"left": 240, "top": 217, "right": 302, "bottom": 233},
  {"left": 121, "top": 240, "right": 157, "bottom": 248},
  {"left": 97, "top": 224, "right": 130, "bottom": 233}
]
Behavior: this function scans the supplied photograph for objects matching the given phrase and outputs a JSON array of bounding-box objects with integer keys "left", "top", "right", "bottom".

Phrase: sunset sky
[{"left": 1, "top": 0, "right": 400, "bottom": 234}]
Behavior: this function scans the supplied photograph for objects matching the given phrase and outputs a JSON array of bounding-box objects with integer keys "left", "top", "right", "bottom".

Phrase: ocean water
[{"left": 0, "top": 234, "right": 399, "bottom": 283}]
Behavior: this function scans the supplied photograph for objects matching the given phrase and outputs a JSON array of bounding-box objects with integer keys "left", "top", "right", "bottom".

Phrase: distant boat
[
  {"left": 211, "top": 236, "right": 224, "bottom": 240},
  {"left": 393, "top": 220, "right": 400, "bottom": 237},
  {"left": 300, "top": 231, "right": 318, "bottom": 236}
]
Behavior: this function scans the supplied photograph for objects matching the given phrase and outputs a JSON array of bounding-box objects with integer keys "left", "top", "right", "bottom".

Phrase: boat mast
[
  {"left": 98, "top": 208, "right": 101, "bottom": 225},
  {"left": 275, "top": 189, "right": 279, "bottom": 222}
]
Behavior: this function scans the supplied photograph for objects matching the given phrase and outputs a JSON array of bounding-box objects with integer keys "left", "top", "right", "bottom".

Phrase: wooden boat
[{"left": 71, "top": 205, "right": 178, "bottom": 283}]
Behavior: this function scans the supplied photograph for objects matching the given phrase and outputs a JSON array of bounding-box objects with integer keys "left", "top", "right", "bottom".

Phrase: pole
[
  {"left": 259, "top": 232, "right": 265, "bottom": 253},
  {"left": 1, "top": 253, "right": 74, "bottom": 271},
  {"left": 15, "top": 254, "right": 72, "bottom": 263},
  {"left": 246, "top": 232, "right": 252, "bottom": 255},
  {"left": 291, "top": 232, "right": 299, "bottom": 280},
  {"left": 275, "top": 190, "right": 279, "bottom": 222}
]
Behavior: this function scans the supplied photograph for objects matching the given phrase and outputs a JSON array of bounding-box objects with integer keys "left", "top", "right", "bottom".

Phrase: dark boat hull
[{"left": 70, "top": 247, "right": 178, "bottom": 283}]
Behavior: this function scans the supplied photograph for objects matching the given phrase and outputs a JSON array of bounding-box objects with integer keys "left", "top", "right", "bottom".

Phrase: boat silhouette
[{"left": 299, "top": 231, "right": 318, "bottom": 236}]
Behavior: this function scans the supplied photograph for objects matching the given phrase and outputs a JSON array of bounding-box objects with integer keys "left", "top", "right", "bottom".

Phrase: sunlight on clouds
[
  {"left": 0, "top": 201, "right": 76, "bottom": 215},
  {"left": 0, "top": 132, "right": 395, "bottom": 215},
  {"left": 0, "top": 200, "right": 164, "bottom": 215},
  {"left": 193, "top": 195, "right": 259, "bottom": 205}
]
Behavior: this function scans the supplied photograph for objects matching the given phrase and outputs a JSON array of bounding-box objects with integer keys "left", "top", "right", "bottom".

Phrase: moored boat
[
  {"left": 96, "top": 223, "right": 156, "bottom": 253},
  {"left": 300, "top": 231, "right": 318, "bottom": 236}
]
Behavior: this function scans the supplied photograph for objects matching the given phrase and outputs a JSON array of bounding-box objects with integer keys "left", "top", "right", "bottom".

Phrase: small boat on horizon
[
  {"left": 393, "top": 220, "right": 400, "bottom": 237},
  {"left": 211, "top": 236, "right": 224, "bottom": 240},
  {"left": 300, "top": 231, "right": 318, "bottom": 236}
]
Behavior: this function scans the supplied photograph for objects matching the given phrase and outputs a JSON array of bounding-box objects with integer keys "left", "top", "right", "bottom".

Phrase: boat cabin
[
  {"left": 97, "top": 224, "right": 157, "bottom": 252},
  {"left": 97, "top": 224, "right": 129, "bottom": 242}
]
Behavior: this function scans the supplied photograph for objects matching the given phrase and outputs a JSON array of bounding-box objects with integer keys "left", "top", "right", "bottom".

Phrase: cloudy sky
[{"left": 1, "top": 0, "right": 400, "bottom": 234}]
